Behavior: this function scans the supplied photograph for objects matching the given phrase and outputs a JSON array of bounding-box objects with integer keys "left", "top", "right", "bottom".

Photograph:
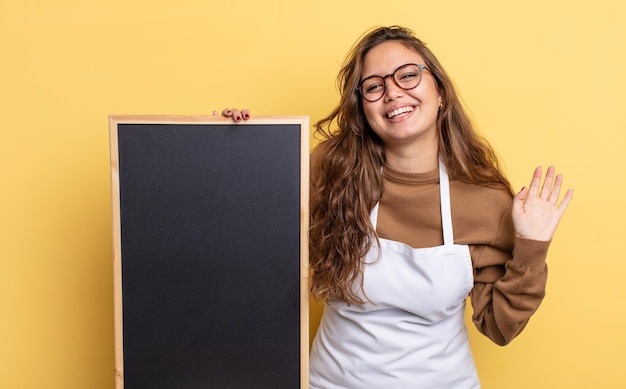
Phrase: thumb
[
  {"left": 513, "top": 186, "right": 527, "bottom": 211},
  {"left": 515, "top": 186, "right": 527, "bottom": 201}
]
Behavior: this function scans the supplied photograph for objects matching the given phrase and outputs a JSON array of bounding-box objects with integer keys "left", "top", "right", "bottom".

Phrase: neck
[{"left": 384, "top": 146, "right": 438, "bottom": 174}]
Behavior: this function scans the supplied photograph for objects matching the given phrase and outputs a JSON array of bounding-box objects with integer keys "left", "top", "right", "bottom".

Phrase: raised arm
[{"left": 471, "top": 166, "right": 573, "bottom": 345}]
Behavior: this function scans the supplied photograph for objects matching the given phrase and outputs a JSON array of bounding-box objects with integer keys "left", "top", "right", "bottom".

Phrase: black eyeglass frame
[{"left": 356, "top": 63, "right": 429, "bottom": 103}]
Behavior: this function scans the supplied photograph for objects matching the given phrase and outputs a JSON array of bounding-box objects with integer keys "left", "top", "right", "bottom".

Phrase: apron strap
[{"left": 439, "top": 161, "right": 454, "bottom": 246}]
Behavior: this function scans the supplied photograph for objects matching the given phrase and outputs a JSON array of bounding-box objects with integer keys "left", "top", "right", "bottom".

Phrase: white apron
[{"left": 309, "top": 163, "right": 480, "bottom": 389}]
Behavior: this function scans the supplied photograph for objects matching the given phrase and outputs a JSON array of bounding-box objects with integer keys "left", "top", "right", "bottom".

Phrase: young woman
[{"left": 224, "top": 25, "right": 572, "bottom": 389}]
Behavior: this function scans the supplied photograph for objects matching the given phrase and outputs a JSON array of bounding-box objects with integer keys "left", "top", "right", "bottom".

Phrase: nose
[{"left": 383, "top": 75, "right": 404, "bottom": 101}]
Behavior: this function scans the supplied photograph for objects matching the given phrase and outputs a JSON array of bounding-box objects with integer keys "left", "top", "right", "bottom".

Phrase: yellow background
[{"left": 1, "top": 0, "right": 624, "bottom": 388}]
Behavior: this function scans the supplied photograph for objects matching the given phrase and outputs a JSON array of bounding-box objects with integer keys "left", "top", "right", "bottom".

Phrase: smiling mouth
[{"left": 386, "top": 106, "right": 414, "bottom": 119}]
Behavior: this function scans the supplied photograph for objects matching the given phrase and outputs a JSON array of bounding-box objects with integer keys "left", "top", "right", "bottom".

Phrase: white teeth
[{"left": 387, "top": 106, "right": 414, "bottom": 119}]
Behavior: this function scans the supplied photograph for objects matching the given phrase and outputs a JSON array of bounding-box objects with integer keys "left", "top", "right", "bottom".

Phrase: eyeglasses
[{"left": 356, "top": 63, "right": 429, "bottom": 102}]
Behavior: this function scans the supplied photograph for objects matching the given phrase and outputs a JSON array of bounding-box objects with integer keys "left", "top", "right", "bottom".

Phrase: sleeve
[{"left": 469, "top": 205, "right": 550, "bottom": 346}]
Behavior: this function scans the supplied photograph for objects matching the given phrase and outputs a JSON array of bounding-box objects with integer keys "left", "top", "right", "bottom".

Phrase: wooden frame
[{"left": 110, "top": 115, "right": 309, "bottom": 388}]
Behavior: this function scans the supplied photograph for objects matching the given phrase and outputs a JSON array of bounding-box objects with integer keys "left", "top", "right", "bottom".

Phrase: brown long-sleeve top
[{"left": 377, "top": 163, "right": 549, "bottom": 346}]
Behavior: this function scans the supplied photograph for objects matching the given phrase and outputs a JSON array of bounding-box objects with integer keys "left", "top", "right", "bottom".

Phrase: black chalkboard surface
[{"left": 109, "top": 116, "right": 310, "bottom": 389}]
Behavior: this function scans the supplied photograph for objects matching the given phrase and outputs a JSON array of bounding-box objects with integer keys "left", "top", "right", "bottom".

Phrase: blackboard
[{"left": 109, "top": 115, "right": 310, "bottom": 389}]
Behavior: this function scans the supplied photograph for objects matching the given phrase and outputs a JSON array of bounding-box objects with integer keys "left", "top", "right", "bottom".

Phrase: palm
[{"left": 512, "top": 166, "right": 573, "bottom": 241}]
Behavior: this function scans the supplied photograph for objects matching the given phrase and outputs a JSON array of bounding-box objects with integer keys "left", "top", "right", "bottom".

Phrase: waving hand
[{"left": 512, "top": 166, "right": 573, "bottom": 241}]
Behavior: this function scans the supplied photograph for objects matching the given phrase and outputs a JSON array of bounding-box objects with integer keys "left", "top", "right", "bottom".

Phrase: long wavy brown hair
[{"left": 310, "top": 25, "right": 513, "bottom": 304}]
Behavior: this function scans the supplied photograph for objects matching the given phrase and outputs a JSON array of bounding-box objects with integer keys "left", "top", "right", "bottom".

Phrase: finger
[
  {"left": 557, "top": 188, "right": 574, "bottom": 212},
  {"left": 514, "top": 186, "right": 528, "bottom": 202},
  {"left": 539, "top": 166, "right": 556, "bottom": 200},
  {"left": 212, "top": 110, "right": 218, "bottom": 116},
  {"left": 241, "top": 109, "right": 250, "bottom": 120},
  {"left": 527, "top": 166, "right": 542, "bottom": 197},
  {"left": 222, "top": 108, "right": 233, "bottom": 117},
  {"left": 230, "top": 108, "right": 242, "bottom": 122},
  {"left": 513, "top": 186, "right": 528, "bottom": 213},
  {"left": 548, "top": 173, "right": 563, "bottom": 204}
]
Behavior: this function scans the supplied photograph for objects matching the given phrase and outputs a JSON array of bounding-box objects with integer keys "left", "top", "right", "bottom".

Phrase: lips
[{"left": 386, "top": 106, "right": 414, "bottom": 119}]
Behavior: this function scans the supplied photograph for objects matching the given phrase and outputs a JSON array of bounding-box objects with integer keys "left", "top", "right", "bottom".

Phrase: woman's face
[{"left": 360, "top": 41, "right": 442, "bottom": 155}]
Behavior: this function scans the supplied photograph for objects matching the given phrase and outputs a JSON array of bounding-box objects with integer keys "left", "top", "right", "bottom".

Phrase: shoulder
[
  {"left": 450, "top": 180, "right": 513, "bottom": 241},
  {"left": 451, "top": 180, "right": 512, "bottom": 210}
]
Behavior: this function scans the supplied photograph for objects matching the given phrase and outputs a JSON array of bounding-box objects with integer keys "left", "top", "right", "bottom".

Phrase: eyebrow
[
  {"left": 360, "top": 62, "right": 416, "bottom": 81},
  {"left": 360, "top": 68, "right": 388, "bottom": 80}
]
